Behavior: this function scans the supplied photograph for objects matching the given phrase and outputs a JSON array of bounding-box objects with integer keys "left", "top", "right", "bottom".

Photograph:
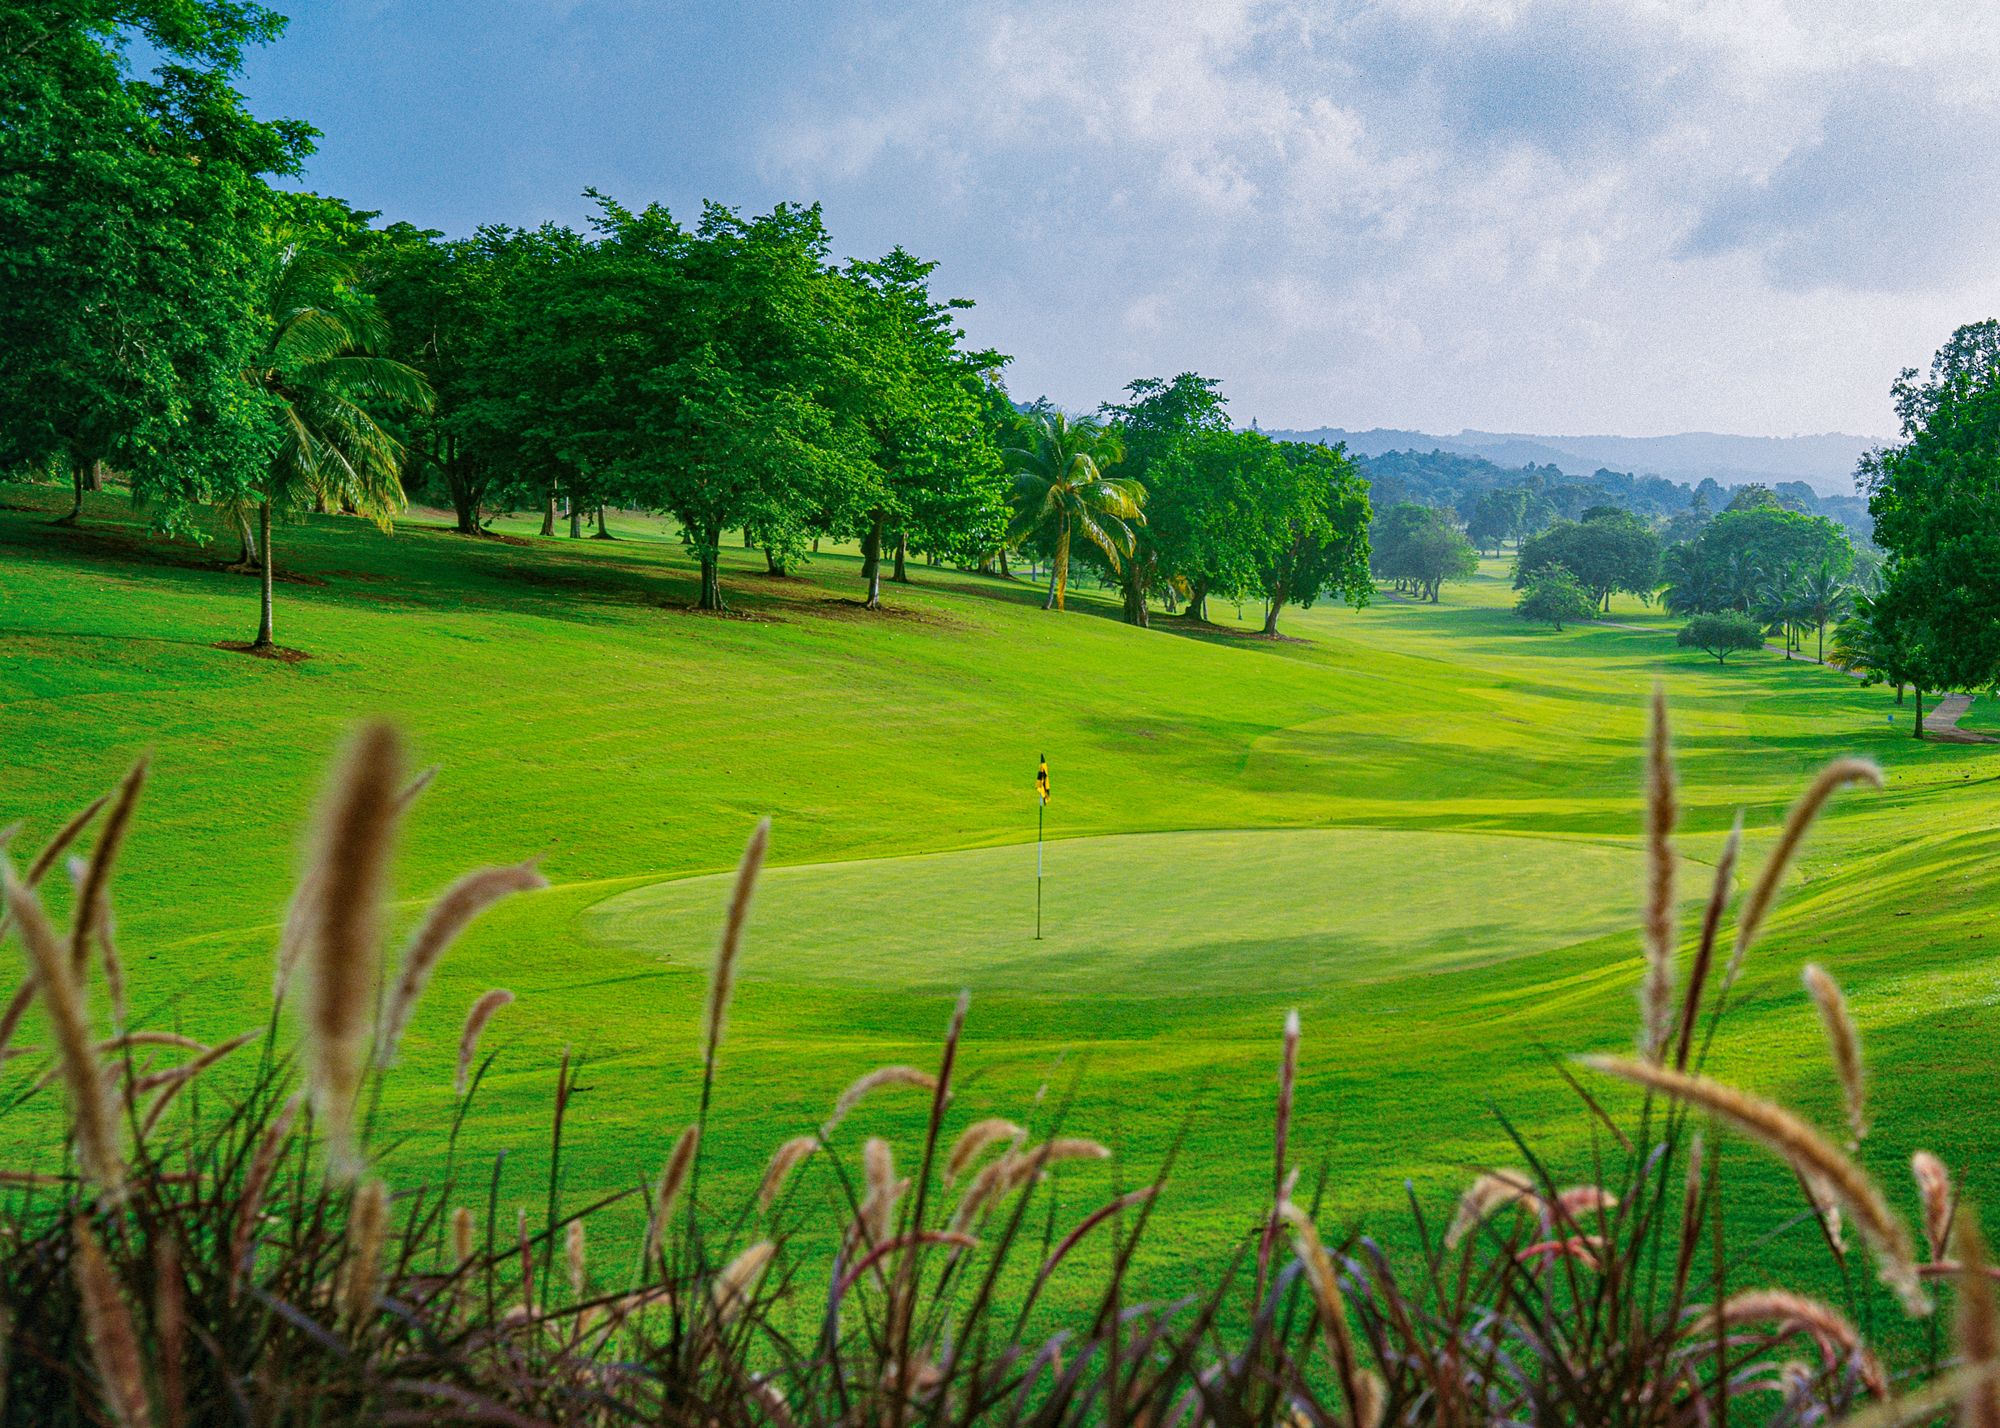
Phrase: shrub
[
  {"left": 1513, "top": 563, "right": 1597, "bottom": 630},
  {"left": 0, "top": 709, "right": 1983, "bottom": 1425},
  {"left": 1678, "top": 610, "right": 1766, "bottom": 663}
]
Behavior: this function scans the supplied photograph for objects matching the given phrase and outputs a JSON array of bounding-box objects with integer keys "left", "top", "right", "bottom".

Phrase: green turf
[
  {"left": 584, "top": 828, "right": 1687, "bottom": 997},
  {"left": 4, "top": 483, "right": 1998, "bottom": 1333}
]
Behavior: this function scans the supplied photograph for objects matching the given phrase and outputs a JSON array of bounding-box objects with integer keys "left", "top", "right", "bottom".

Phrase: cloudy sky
[{"left": 236, "top": 0, "right": 2000, "bottom": 439}]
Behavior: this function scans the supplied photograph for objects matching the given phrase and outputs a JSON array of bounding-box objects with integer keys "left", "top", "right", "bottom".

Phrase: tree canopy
[
  {"left": 1863, "top": 320, "right": 2000, "bottom": 695},
  {"left": 1513, "top": 509, "right": 1662, "bottom": 611},
  {"left": 1514, "top": 565, "right": 1596, "bottom": 630},
  {"left": 1677, "top": 612, "right": 1765, "bottom": 665},
  {"left": 0, "top": 0, "right": 314, "bottom": 530},
  {"left": 1371, "top": 503, "right": 1477, "bottom": 603}
]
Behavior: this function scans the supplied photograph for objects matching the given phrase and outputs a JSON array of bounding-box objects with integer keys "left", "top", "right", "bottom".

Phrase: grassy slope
[{"left": 3, "top": 482, "right": 1998, "bottom": 1329}]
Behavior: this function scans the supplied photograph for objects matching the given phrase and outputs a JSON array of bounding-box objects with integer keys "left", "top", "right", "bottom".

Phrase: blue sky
[{"left": 236, "top": 1, "right": 2000, "bottom": 438}]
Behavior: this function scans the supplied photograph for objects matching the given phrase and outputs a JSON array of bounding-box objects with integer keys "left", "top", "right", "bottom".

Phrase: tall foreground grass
[{"left": 0, "top": 697, "right": 1994, "bottom": 1425}]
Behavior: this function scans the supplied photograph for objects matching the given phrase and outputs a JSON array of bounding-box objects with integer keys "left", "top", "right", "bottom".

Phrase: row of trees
[
  {"left": 363, "top": 198, "right": 1012, "bottom": 616},
  {"left": 4, "top": 4, "right": 1381, "bottom": 643},
  {"left": 1014, "top": 379, "right": 1374, "bottom": 634}
]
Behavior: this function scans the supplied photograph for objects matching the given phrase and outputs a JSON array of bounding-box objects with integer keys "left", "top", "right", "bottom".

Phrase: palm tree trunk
[
  {"left": 541, "top": 484, "right": 557, "bottom": 537},
  {"left": 891, "top": 531, "right": 908, "bottom": 583},
  {"left": 1044, "top": 523, "right": 1069, "bottom": 611},
  {"left": 255, "top": 501, "right": 275, "bottom": 648},
  {"left": 862, "top": 510, "right": 886, "bottom": 610},
  {"left": 235, "top": 509, "right": 258, "bottom": 567}
]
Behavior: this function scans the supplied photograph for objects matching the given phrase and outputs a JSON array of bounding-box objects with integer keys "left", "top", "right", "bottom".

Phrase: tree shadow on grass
[{"left": 918, "top": 571, "right": 1324, "bottom": 651}]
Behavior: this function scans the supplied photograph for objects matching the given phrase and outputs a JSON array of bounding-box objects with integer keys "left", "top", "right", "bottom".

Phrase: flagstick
[{"left": 1035, "top": 794, "right": 1044, "bottom": 940}]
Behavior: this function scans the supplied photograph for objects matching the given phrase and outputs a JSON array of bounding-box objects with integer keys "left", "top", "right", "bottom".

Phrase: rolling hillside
[{"left": 2, "top": 480, "right": 1995, "bottom": 1318}]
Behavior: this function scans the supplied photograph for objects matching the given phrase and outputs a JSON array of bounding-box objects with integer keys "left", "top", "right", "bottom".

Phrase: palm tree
[
  {"left": 1003, "top": 412, "right": 1145, "bottom": 611},
  {"left": 1660, "top": 545, "right": 1725, "bottom": 616},
  {"left": 1797, "top": 561, "right": 1854, "bottom": 664},
  {"left": 243, "top": 246, "right": 432, "bottom": 649},
  {"left": 1829, "top": 593, "right": 1912, "bottom": 706},
  {"left": 1753, "top": 573, "right": 1807, "bottom": 658},
  {"left": 1719, "top": 552, "right": 1764, "bottom": 612}
]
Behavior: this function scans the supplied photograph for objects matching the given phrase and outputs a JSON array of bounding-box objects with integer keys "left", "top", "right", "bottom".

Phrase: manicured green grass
[
  {"left": 584, "top": 827, "right": 1682, "bottom": 997},
  {"left": 4, "top": 484, "right": 1998, "bottom": 1332}
]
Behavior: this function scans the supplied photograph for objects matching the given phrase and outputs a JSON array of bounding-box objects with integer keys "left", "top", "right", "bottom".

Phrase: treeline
[
  {"left": 1356, "top": 448, "right": 1873, "bottom": 547},
  {"left": 1502, "top": 487, "right": 1870, "bottom": 663},
  {"left": 1, "top": 3, "right": 1376, "bottom": 645}
]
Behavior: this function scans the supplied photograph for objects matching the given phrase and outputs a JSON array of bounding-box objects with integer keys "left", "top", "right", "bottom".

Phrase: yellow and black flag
[{"left": 1036, "top": 755, "right": 1050, "bottom": 806}]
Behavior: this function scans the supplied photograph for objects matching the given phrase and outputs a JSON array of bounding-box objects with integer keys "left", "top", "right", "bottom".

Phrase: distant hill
[
  {"left": 1335, "top": 446, "right": 1874, "bottom": 545},
  {"left": 1261, "top": 427, "right": 1880, "bottom": 497}
]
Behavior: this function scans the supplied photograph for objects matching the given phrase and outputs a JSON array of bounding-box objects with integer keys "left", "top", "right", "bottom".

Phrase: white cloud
[{"left": 754, "top": 0, "right": 2000, "bottom": 436}]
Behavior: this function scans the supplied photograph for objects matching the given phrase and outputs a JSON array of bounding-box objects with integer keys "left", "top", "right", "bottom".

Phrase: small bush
[
  {"left": 1513, "top": 563, "right": 1597, "bottom": 630},
  {"left": 1678, "top": 610, "right": 1766, "bottom": 663},
  {"left": 0, "top": 710, "right": 1981, "bottom": 1425}
]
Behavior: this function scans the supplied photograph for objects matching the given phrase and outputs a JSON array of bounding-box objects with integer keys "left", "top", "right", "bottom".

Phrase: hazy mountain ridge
[{"left": 1262, "top": 427, "right": 1881, "bottom": 496}]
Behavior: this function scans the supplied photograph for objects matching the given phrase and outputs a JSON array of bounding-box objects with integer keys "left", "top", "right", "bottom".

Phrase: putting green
[{"left": 580, "top": 828, "right": 1665, "bottom": 998}]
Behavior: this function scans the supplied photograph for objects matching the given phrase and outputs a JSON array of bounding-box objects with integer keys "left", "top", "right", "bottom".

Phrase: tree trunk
[
  {"left": 593, "top": 504, "right": 613, "bottom": 539},
  {"left": 813, "top": 537, "right": 821, "bottom": 554},
  {"left": 1262, "top": 585, "right": 1288, "bottom": 636},
  {"left": 697, "top": 529, "right": 726, "bottom": 612},
  {"left": 55, "top": 456, "right": 86, "bottom": 525},
  {"left": 451, "top": 481, "right": 479, "bottom": 535},
  {"left": 235, "top": 509, "right": 258, "bottom": 567},
  {"left": 255, "top": 501, "right": 275, "bottom": 648},
  {"left": 891, "top": 531, "right": 908, "bottom": 583},
  {"left": 1185, "top": 579, "right": 1209, "bottom": 622},
  {"left": 998, "top": 547, "right": 1011, "bottom": 578},
  {"left": 569, "top": 500, "right": 582, "bottom": 539},
  {"left": 1045, "top": 522, "right": 1070, "bottom": 611},
  {"left": 1895, "top": 682, "right": 1905, "bottom": 705},
  {"left": 82, "top": 458, "right": 105, "bottom": 492},
  {"left": 541, "top": 484, "right": 557, "bottom": 537},
  {"left": 1121, "top": 572, "right": 1149, "bottom": 627},
  {"left": 1913, "top": 688, "right": 1926, "bottom": 738},
  {"left": 765, "top": 545, "right": 787, "bottom": 575},
  {"left": 1817, "top": 622, "right": 1826, "bottom": 664},
  {"left": 861, "top": 510, "right": 886, "bottom": 610},
  {"left": 744, "top": 528, "right": 755, "bottom": 549}
]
